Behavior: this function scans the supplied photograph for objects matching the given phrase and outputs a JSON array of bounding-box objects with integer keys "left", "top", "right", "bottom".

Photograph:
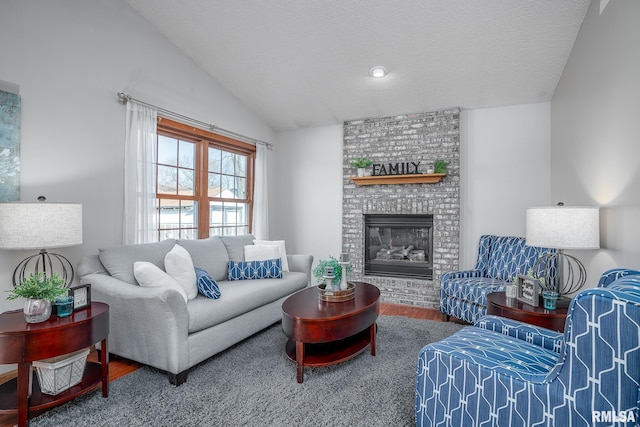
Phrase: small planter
[{"left": 24, "top": 298, "right": 52, "bottom": 323}]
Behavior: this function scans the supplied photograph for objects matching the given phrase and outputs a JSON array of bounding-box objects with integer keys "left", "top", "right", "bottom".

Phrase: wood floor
[{"left": 0, "top": 303, "right": 442, "bottom": 427}]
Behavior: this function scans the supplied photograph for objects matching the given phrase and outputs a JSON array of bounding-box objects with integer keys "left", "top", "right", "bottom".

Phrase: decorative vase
[
  {"left": 542, "top": 291, "right": 559, "bottom": 310},
  {"left": 55, "top": 296, "right": 74, "bottom": 317},
  {"left": 24, "top": 298, "right": 52, "bottom": 323},
  {"left": 357, "top": 168, "right": 365, "bottom": 177}
]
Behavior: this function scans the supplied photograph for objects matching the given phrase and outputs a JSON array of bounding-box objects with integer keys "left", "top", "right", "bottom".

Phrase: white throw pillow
[
  {"left": 133, "top": 261, "right": 188, "bottom": 302},
  {"left": 164, "top": 244, "right": 198, "bottom": 300},
  {"left": 253, "top": 240, "right": 289, "bottom": 272},
  {"left": 244, "top": 245, "right": 280, "bottom": 262}
]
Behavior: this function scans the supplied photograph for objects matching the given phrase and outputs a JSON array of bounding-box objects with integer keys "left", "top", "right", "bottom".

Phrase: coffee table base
[{"left": 285, "top": 323, "right": 376, "bottom": 383}]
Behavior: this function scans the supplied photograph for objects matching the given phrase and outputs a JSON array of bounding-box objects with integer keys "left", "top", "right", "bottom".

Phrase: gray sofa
[{"left": 77, "top": 234, "right": 312, "bottom": 385}]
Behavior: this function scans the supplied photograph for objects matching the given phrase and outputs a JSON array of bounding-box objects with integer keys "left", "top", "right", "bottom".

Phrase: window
[{"left": 155, "top": 118, "right": 255, "bottom": 241}]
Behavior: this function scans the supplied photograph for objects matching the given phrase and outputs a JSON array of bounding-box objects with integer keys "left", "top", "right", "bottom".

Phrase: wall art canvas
[{"left": 0, "top": 89, "right": 21, "bottom": 202}]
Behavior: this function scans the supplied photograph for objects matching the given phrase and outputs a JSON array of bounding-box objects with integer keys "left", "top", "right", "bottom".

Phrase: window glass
[
  {"left": 155, "top": 118, "right": 255, "bottom": 241},
  {"left": 157, "top": 135, "right": 177, "bottom": 166}
]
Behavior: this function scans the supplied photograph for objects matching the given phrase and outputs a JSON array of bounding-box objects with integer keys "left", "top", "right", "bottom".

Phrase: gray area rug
[{"left": 32, "top": 315, "right": 463, "bottom": 427}]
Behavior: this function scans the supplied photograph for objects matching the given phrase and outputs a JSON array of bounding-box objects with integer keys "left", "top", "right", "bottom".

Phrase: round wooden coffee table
[{"left": 281, "top": 282, "right": 380, "bottom": 383}]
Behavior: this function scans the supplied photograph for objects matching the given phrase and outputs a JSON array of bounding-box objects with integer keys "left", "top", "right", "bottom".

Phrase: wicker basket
[
  {"left": 318, "top": 282, "right": 356, "bottom": 302},
  {"left": 33, "top": 348, "right": 89, "bottom": 395}
]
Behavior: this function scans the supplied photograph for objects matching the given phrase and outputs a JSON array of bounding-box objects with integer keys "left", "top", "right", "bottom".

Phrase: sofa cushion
[
  {"left": 220, "top": 234, "right": 255, "bottom": 261},
  {"left": 253, "top": 239, "right": 289, "bottom": 272},
  {"left": 227, "top": 258, "right": 283, "bottom": 281},
  {"left": 99, "top": 239, "right": 176, "bottom": 285},
  {"left": 187, "top": 271, "right": 308, "bottom": 333},
  {"left": 244, "top": 245, "right": 279, "bottom": 262},
  {"left": 177, "top": 237, "right": 230, "bottom": 283},
  {"left": 423, "top": 326, "right": 559, "bottom": 382},
  {"left": 165, "top": 244, "right": 198, "bottom": 300},
  {"left": 440, "top": 276, "right": 507, "bottom": 307},
  {"left": 133, "top": 261, "right": 188, "bottom": 302},
  {"left": 195, "top": 267, "right": 221, "bottom": 299}
]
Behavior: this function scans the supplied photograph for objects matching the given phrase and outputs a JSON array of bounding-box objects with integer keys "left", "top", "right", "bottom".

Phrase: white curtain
[
  {"left": 252, "top": 142, "right": 269, "bottom": 239},
  {"left": 123, "top": 101, "right": 157, "bottom": 244}
]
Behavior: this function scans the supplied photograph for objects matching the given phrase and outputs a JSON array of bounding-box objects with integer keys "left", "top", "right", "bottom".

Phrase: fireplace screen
[{"left": 364, "top": 214, "right": 433, "bottom": 279}]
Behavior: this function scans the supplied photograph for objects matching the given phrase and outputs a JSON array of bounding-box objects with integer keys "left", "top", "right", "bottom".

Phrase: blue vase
[
  {"left": 55, "top": 296, "right": 74, "bottom": 317},
  {"left": 542, "top": 291, "right": 559, "bottom": 310}
]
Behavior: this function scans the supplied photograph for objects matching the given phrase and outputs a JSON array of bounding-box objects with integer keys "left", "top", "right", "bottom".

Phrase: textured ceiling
[{"left": 124, "top": 0, "right": 591, "bottom": 132}]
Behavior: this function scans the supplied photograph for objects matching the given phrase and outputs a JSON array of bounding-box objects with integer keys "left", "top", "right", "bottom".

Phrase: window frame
[{"left": 156, "top": 117, "right": 256, "bottom": 240}]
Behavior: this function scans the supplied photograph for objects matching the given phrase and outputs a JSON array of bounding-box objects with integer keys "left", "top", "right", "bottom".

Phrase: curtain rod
[{"left": 117, "top": 92, "right": 273, "bottom": 149}]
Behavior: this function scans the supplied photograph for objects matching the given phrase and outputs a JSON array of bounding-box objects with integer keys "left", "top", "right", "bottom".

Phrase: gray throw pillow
[
  {"left": 220, "top": 234, "right": 255, "bottom": 261},
  {"left": 177, "top": 237, "right": 230, "bottom": 283},
  {"left": 98, "top": 239, "right": 176, "bottom": 285}
]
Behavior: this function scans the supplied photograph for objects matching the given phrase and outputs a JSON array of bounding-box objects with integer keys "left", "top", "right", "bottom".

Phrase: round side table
[
  {"left": 0, "top": 302, "right": 110, "bottom": 427},
  {"left": 486, "top": 292, "right": 568, "bottom": 332}
]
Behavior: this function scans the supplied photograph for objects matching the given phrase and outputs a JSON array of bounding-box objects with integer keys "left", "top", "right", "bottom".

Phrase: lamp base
[
  {"left": 533, "top": 250, "right": 587, "bottom": 296},
  {"left": 554, "top": 296, "right": 572, "bottom": 309},
  {"left": 12, "top": 249, "right": 74, "bottom": 288}
]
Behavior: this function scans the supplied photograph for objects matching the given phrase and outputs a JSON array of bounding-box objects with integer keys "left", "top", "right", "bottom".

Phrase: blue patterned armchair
[
  {"left": 417, "top": 271, "right": 640, "bottom": 426},
  {"left": 440, "top": 235, "right": 555, "bottom": 324}
]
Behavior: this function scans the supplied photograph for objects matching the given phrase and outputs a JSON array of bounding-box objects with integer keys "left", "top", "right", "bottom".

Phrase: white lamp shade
[
  {"left": 0, "top": 202, "right": 83, "bottom": 250},
  {"left": 526, "top": 206, "right": 600, "bottom": 249}
]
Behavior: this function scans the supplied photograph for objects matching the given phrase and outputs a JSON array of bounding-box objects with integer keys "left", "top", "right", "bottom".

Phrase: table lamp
[
  {"left": 0, "top": 197, "right": 83, "bottom": 287},
  {"left": 526, "top": 203, "right": 599, "bottom": 296}
]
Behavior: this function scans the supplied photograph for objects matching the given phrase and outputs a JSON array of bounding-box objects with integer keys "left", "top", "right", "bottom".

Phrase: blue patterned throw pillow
[
  {"left": 228, "top": 258, "right": 283, "bottom": 281},
  {"left": 195, "top": 267, "right": 221, "bottom": 299}
]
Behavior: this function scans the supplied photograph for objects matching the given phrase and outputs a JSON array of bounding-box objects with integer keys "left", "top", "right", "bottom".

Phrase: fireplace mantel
[{"left": 350, "top": 173, "right": 446, "bottom": 186}]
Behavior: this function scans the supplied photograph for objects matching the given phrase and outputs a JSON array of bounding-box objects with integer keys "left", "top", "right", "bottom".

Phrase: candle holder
[{"left": 339, "top": 253, "right": 350, "bottom": 290}]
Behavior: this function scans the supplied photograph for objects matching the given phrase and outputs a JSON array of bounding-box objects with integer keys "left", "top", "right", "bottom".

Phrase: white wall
[
  {"left": 271, "top": 125, "right": 343, "bottom": 269},
  {"left": 271, "top": 104, "right": 551, "bottom": 273},
  {"left": 461, "top": 103, "right": 551, "bottom": 268},
  {"left": 551, "top": 0, "right": 640, "bottom": 280},
  {"left": 0, "top": 0, "right": 274, "bottom": 314}
]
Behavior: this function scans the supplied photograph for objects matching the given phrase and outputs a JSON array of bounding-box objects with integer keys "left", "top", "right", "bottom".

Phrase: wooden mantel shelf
[{"left": 350, "top": 173, "right": 446, "bottom": 186}]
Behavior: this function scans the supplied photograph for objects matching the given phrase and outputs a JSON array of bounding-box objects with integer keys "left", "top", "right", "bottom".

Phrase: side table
[
  {"left": 0, "top": 302, "right": 110, "bottom": 427},
  {"left": 486, "top": 292, "right": 568, "bottom": 332}
]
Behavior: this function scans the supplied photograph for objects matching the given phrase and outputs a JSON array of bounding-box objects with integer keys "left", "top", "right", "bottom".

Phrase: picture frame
[
  {"left": 516, "top": 275, "right": 540, "bottom": 307},
  {"left": 69, "top": 284, "right": 91, "bottom": 310}
]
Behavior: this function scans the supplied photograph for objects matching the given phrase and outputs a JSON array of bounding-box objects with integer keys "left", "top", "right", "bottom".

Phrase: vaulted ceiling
[{"left": 125, "top": 0, "right": 591, "bottom": 131}]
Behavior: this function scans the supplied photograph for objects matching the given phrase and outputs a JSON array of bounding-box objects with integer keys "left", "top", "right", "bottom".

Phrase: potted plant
[
  {"left": 350, "top": 158, "right": 373, "bottom": 177},
  {"left": 313, "top": 256, "right": 353, "bottom": 287},
  {"left": 6, "top": 273, "right": 67, "bottom": 323},
  {"left": 434, "top": 159, "right": 448, "bottom": 174}
]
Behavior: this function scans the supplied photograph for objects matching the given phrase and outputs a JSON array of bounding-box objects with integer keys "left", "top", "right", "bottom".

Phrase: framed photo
[
  {"left": 516, "top": 275, "right": 539, "bottom": 307},
  {"left": 69, "top": 284, "right": 91, "bottom": 310}
]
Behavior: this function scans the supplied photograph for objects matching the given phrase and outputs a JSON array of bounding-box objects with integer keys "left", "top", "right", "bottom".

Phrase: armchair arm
[
  {"left": 81, "top": 273, "right": 190, "bottom": 375},
  {"left": 598, "top": 268, "right": 640, "bottom": 287},
  {"left": 475, "top": 315, "right": 564, "bottom": 353},
  {"left": 286, "top": 254, "right": 313, "bottom": 286}
]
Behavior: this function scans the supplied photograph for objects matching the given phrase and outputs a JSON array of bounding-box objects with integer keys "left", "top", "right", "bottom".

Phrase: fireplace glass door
[{"left": 364, "top": 214, "right": 433, "bottom": 279}]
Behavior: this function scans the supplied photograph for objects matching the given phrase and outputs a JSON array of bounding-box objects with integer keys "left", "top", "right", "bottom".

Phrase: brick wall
[{"left": 342, "top": 109, "right": 460, "bottom": 308}]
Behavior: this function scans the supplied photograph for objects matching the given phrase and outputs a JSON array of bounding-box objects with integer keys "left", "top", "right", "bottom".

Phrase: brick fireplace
[{"left": 342, "top": 108, "right": 460, "bottom": 308}]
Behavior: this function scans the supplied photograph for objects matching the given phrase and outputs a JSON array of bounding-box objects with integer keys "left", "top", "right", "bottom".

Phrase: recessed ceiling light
[{"left": 369, "top": 66, "right": 387, "bottom": 78}]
